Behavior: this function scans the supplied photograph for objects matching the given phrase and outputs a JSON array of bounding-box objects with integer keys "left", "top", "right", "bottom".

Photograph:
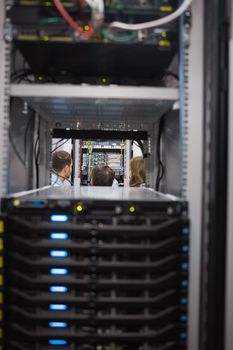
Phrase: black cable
[
  {"left": 9, "top": 98, "right": 34, "bottom": 167},
  {"left": 52, "top": 138, "right": 65, "bottom": 147},
  {"left": 11, "top": 69, "right": 33, "bottom": 82},
  {"left": 165, "top": 70, "right": 179, "bottom": 80},
  {"left": 51, "top": 139, "right": 70, "bottom": 153},
  {"left": 24, "top": 113, "right": 34, "bottom": 164},
  {"left": 52, "top": 138, "right": 63, "bottom": 145},
  {"left": 34, "top": 136, "right": 39, "bottom": 188},
  {"left": 34, "top": 117, "right": 40, "bottom": 188},
  {"left": 155, "top": 114, "right": 166, "bottom": 191},
  {"left": 11, "top": 68, "right": 30, "bottom": 78},
  {"left": 9, "top": 128, "right": 25, "bottom": 166}
]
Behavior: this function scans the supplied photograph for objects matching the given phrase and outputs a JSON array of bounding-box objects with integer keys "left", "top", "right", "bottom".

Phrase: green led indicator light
[{"left": 129, "top": 206, "right": 136, "bottom": 213}]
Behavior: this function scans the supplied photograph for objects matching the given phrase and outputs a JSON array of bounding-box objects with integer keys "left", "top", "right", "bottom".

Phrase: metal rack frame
[
  {"left": 0, "top": 2, "right": 206, "bottom": 350},
  {"left": 185, "top": 1, "right": 204, "bottom": 350},
  {"left": 0, "top": 1, "right": 11, "bottom": 196},
  {"left": 225, "top": 1, "right": 233, "bottom": 349}
]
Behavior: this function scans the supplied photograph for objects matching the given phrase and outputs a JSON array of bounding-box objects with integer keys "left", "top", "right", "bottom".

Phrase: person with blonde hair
[{"left": 129, "top": 156, "right": 146, "bottom": 187}]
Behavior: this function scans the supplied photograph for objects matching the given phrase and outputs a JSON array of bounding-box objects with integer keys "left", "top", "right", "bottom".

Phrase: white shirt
[
  {"left": 112, "top": 178, "right": 119, "bottom": 187},
  {"left": 51, "top": 173, "right": 71, "bottom": 187}
]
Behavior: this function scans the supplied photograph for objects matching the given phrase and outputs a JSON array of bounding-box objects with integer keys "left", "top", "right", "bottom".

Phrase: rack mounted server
[
  {"left": 0, "top": 187, "right": 189, "bottom": 350},
  {"left": 7, "top": 0, "right": 179, "bottom": 85}
]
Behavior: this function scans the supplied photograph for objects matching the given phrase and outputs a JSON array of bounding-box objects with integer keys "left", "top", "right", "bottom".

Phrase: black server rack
[{"left": 0, "top": 187, "right": 189, "bottom": 350}]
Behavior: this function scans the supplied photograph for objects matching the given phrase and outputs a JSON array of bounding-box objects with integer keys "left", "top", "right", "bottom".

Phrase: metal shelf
[
  {"left": 10, "top": 84, "right": 179, "bottom": 124},
  {"left": 10, "top": 84, "right": 178, "bottom": 100}
]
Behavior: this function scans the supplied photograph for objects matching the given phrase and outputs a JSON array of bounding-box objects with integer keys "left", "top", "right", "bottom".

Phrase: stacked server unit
[
  {"left": 7, "top": 0, "right": 179, "bottom": 86},
  {"left": 1, "top": 188, "right": 189, "bottom": 350}
]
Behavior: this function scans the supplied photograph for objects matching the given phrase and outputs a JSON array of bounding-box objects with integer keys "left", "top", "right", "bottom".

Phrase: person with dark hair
[
  {"left": 51, "top": 150, "right": 73, "bottom": 186},
  {"left": 91, "top": 165, "right": 115, "bottom": 186},
  {"left": 129, "top": 156, "right": 146, "bottom": 187}
]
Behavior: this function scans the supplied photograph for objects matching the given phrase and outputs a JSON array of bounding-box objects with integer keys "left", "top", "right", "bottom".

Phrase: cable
[
  {"left": 9, "top": 128, "right": 25, "bottom": 166},
  {"left": 24, "top": 113, "right": 34, "bottom": 165},
  {"left": 51, "top": 139, "right": 70, "bottom": 153},
  {"left": 101, "top": 30, "right": 137, "bottom": 42},
  {"left": 11, "top": 69, "right": 33, "bottom": 82},
  {"left": 9, "top": 99, "right": 34, "bottom": 167},
  {"left": 110, "top": 0, "right": 192, "bottom": 31},
  {"left": 84, "top": 0, "right": 104, "bottom": 29},
  {"left": 156, "top": 114, "right": 166, "bottom": 191},
  {"left": 52, "top": 138, "right": 64, "bottom": 147},
  {"left": 38, "top": 17, "right": 65, "bottom": 25},
  {"left": 53, "top": 0, "right": 94, "bottom": 37},
  {"left": 34, "top": 117, "right": 40, "bottom": 189}
]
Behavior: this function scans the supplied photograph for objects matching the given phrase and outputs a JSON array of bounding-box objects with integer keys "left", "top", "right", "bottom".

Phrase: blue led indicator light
[
  {"left": 180, "top": 315, "right": 188, "bottom": 322},
  {"left": 181, "top": 262, "right": 188, "bottom": 270},
  {"left": 50, "top": 233, "right": 68, "bottom": 240},
  {"left": 180, "top": 332, "right": 187, "bottom": 340},
  {"left": 182, "top": 227, "right": 189, "bottom": 235},
  {"left": 180, "top": 298, "right": 187, "bottom": 305},
  {"left": 181, "top": 280, "right": 188, "bottom": 288},
  {"left": 50, "top": 286, "right": 68, "bottom": 293},
  {"left": 182, "top": 245, "right": 189, "bottom": 253},
  {"left": 49, "top": 322, "right": 68, "bottom": 328},
  {"left": 50, "top": 215, "right": 68, "bottom": 222},
  {"left": 49, "top": 340, "right": 68, "bottom": 345},
  {"left": 49, "top": 304, "right": 68, "bottom": 311},
  {"left": 31, "top": 200, "right": 44, "bottom": 207},
  {"left": 50, "top": 268, "right": 68, "bottom": 275},
  {"left": 50, "top": 250, "right": 68, "bottom": 258}
]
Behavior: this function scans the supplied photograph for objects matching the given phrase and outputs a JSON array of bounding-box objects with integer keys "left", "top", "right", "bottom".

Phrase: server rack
[
  {"left": 80, "top": 140, "right": 125, "bottom": 185},
  {"left": 0, "top": 2, "right": 206, "bottom": 350},
  {"left": 1, "top": 187, "right": 189, "bottom": 350}
]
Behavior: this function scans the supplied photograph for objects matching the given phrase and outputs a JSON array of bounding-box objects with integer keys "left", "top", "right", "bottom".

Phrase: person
[
  {"left": 91, "top": 165, "right": 115, "bottom": 186},
  {"left": 51, "top": 150, "right": 73, "bottom": 186},
  {"left": 129, "top": 156, "right": 146, "bottom": 187}
]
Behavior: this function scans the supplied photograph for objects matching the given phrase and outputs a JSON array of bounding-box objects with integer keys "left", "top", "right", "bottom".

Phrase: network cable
[
  {"left": 110, "top": 0, "right": 192, "bottom": 31},
  {"left": 53, "top": 0, "right": 94, "bottom": 36}
]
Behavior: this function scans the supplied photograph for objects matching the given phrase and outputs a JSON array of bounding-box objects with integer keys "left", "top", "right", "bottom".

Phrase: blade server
[{"left": 0, "top": 187, "right": 189, "bottom": 350}]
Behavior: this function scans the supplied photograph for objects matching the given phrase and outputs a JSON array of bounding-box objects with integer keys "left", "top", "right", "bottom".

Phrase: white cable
[
  {"left": 84, "top": 0, "right": 105, "bottom": 29},
  {"left": 110, "top": 0, "right": 192, "bottom": 31}
]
